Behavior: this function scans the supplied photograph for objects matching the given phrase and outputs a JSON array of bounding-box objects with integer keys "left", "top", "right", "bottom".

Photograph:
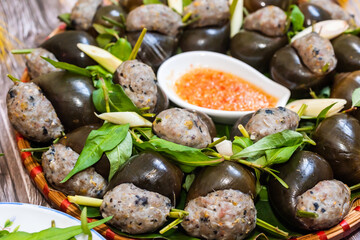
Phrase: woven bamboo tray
[{"left": 15, "top": 10, "right": 360, "bottom": 239}]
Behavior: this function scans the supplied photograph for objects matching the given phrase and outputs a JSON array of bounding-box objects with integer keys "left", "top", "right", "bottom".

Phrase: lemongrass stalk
[
  {"left": 256, "top": 218, "right": 289, "bottom": 238},
  {"left": 159, "top": 218, "right": 183, "bottom": 234},
  {"left": 128, "top": 28, "right": 147, "bottom": 61},
  {"left": 21, "top": 147, "right": 49, "bottom": 152},
  {"left": 296, "top": 210, "right": 318, "bottom": 218},
  {"left": 238, "top": 124, "right": 249, "bottom": 138},
  {"left": 208, "top": 136, "right": 227, "bottom": 148},
  {"left": 67, "top": 195, "right": 103, "bottom": 207}
]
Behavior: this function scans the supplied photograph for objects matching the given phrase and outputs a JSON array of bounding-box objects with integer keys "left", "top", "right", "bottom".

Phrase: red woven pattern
[
  {"left": 60, "top": 199, "right": 71, "bottom": 212},
  {"left": 340, "top": 220, "right": 350, "bottom": 232},
  {"left": 317, "top": 231, "right": 328, "bottom": 240}
]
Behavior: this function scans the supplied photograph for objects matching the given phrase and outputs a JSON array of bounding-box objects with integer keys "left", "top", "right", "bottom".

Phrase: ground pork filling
[
  {"left": 42, "top": 143, "right": 107, "bottom": 198},
  {"left": 7, "top": 82, "right": 64, "bottom": 142},
  {"left": 296, "top": 180, "right": 351, "bottom": 230},
  {"left": 182, "top": 189, "right": 256, "bottom": 240},
  {"left": 101, "top": 183, "right": 172, "bottom": 234}
]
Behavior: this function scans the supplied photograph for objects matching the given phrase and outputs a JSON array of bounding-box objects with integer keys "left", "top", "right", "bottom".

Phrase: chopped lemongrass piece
[
  {"left": 11, "top": 49, "right": 34, "bottom": 54},
  {"left": 213, "top": 137, "right": 234, "bottom": 156},
  {"left": 168, "top": 0, "right": 183, "bottom": 14},
  {"left": 159, "top": 218, "right": 183, "bottom": 234},
  {"left": 230, "top": 0, "right": 243, "bottom": 37},
  {"left": 68, "top": 195, "right": 103, "bottom": 207},
  {"left": 7, "top": 74, "right": 20, "bottom": 82},
  {"left": 77, "top": 43, "right": 122, "bottom": 73},
  {"left": 238, "top": 124, "right": 249, "bottom": 138},
  {"left": 296, "top": 210, "right": 319, "bottom": 218},
  {"left": 291, "top": 20, "right": 349, "bottom": 42},
  {"left": 96, "top": 112, "right": 152, "bottom": 127},
  {"left": 21, "top": 147, "right": 50, "bottom": 152},
  {"left": 256, "top": 218, "right": 289, "bottom": 238},
  {"left": 286, "top": 99, "right": 347, "bottom": 118}
]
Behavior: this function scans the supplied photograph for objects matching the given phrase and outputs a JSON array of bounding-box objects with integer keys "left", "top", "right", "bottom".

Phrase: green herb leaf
[
  {"left": 0, "top": 153, "right": 4, "bottom": 157},
  {"left": 108, "top": 38, "right": 132, "bottom": 61},
  {"left": 231, "top": 130, "right": 304, "bottom": 159},
  {"left": 315, "top": 103, "right": 336, "bottom": 127},
  {"left": 4, "top": 220, "right": 13, "bottom": 228},
  {"left": 134, "top": 139, "right": 223, "bottom": 172},
  {"left": 78, "top": 205, "right": 101, "bottom": 218},
  {"left": 143, "top": 0, "right": 163, "bottom": 4},
  {"left": 134, "top": 128, "right": 154, "bottom": 140},
  {"left": 106, "top": 131, "right": 132, "bottom": 181},
  {"left": 62, "top": 123, "right": 129, "bottom": 182},
  {"left": 352, "top": 88, "right": 360, "bottom": 107},
  {"left": 289, "top": 5, "right": 304, "bottom": 32},
  {"left": 264, "top": 144, "right": 301, "bottom": 165},
  {"left": 58, "top": 13, "right": 71, "bottom": 26},
  {"left": 183, "top": 0, "right": 193, "bottom": 7},
  {"left": 86, "top": 65, "right": 113, "bottom": 80},
  {"left": 92, "top": 78, "right": 140, "bottom": 114},
  {"left": 41, "top": 57, "right": 92, "bottom": 77},
  {"left": 80, "top": 207, "right": 92, "bottom": 240},
  {"left": 0, "top": 216, "right": 112, "bottom": 240},
  {"left": 96, "top": 34, "right": 113, "bottom": 48},
  {"left": 183, "top": 173, "right": 196, "bottom": 191},
  {"left": 232, "top": 136, "right": 253, "bottom": 155}
]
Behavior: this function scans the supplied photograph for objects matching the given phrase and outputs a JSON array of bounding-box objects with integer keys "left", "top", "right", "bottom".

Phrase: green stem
[
  {"left": 0, "top": 153, "right": 4, "bottom": 157},
  {"left": 296, "top": 210, "right": 318, "bottom": 218},
  {"left": 142, "top": 113, "right": 156, "bottom": 118},
  {"left": 206, "top": 151, "right": 230, "bottom": 161},
  {"left": 350, "top": 183, "right": 360, "bottom": 192},
  {"left": 68, "top": 195, "right": 103, "bottom": 207},
  {"left": 21, "top": 147, "right": 50, "bottom": 152},
  {"left": 129, "top": 129, "right": 143, "bottom": 143},
  {"left": 159, "top": 218, "right": 183, "bottom": 235},
  {"left": 101, "top": 16, "right": 125, "bottom": 28},
  {"left": 256, "top": 218, "right": 289, "bottom": 238},
  {"left": 139, "top": 107, "right": 150, "bottom": 112},
  {"left": 238, "top": 124, "right": 249, "bottom": 138},
  {"left": 296, "top": 126, "right": 314, "bottom": 132},
  {"left": 208, "top": 136, "right": 227, "bottom": 148},
  {"left": 100, "top": 78, "right": 110, "bottom": 113},
  {"left": 309, "top": 89, "right": 318, "bottom": 99},
  {"left": 53, "top": 138, "right": 60, "bottom": 144},
  {"left": 342, "top": 106, "right": 357, "bottom": 114},
  {"left": 265, "top": 168, "right": 289, "bottom": 189},
  {"left": 11, "top": 49, "right": 34, "bottom": 54},
  {"left": 183, "top": 16, "right": 200, "bottom": 27},
  {"left": 182, "top": 12, "right": 192, "bottom": 23},
  {"left": 128, "top": 28, "right": 147, "bottom": 61},
  {"left": 297, "top": 104, "right": 308, "bottom": 118},
  {"left": 302, "top": 133, "right": 316, "bottom": 146},
  {"left": 7, "top": 74, "right": 20, "bottom": 82},
  {"left": 236, "top": 159, "right": 264, "bottom": 169}
]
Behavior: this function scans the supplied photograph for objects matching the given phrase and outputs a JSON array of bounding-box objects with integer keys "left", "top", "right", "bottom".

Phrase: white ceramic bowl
[{"left": 157, "top": 51, "right": 291, "bottom": 124}]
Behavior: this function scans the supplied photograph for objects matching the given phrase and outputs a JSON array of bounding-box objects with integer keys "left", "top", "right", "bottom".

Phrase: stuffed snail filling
[
  {"left": 182, "top": 162, "right": 257, "bottom": 240},
  {"left": 231, "top": 6, "right": 288, "bottom": 72},
  {"left": 101, "top": 152, "right": 183, "bottom": 234},
  {"left": 268, "top": 151, "right": 351, "bottom": 231}
]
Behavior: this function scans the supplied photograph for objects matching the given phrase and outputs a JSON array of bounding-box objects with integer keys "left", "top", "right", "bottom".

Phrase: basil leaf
[
  {"left": 315, "top": 103, "right": 336, "bottom": 127},
  {"left": 58, "top": 13, "right": 71, "bottom": 26},
  {"left": 0, "top": 217, "right": 112, "bottom": 240},
  {"left": 135, "top": 139, "right": 223, "bottom": 172},
  {"left": 96, "top": 33, "right": 113, "bottom": 48},
  {"left": 92, "top": 78, "right": 140, "bottom": 114},
  {"left": 78, "top": 205, "right": 101, "bottom": 218},
  {"left": 352, "top": 88, "right": 360, "bottom": 107},
  {"left": 134, "top": 128, "right": 155, "bottom": 140},
  {"left": 183, "top": 173, "right": 196, "bottom": 192},
  {"left": 232, "top": 136, "right": 253, "bottom": 155},
  {"left": 62, "top": 123, "right": 129, "bottom": 182},
  {"left": 143, "top": 0, "right": 163, "bottom": 4},
  {"left": 41, "top": 57, "right": 92, "bottom": 77},
  {"left": 265, "top": 144, "right": 301, "bottom": 165},
  {"left": 289, "top": 5, "right": 304, "bottom": 33},
  {"left": 108, "top": 38, "right": 132, "bottom": 61},
  {"left": 231, "top": 130, "right": 304, "bottom": 159},
  {"left": 183, "top": 0, "right": 193, "bottom": 7},
  {"left": 106, "top": 131, "right": 133, "bottom": 181}
]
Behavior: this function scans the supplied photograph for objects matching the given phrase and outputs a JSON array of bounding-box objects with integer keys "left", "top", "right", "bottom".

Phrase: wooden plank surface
[
  {"left": 0, "top": 0, "right": 75, "bottom": 206},
  {"left": 1, "top": 0, "right": 360, "bottom": 239}
]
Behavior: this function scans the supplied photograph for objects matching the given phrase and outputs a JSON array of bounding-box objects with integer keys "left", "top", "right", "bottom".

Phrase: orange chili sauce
[{"left": 175, "top": 68, "right": 278, "bottom": 111}]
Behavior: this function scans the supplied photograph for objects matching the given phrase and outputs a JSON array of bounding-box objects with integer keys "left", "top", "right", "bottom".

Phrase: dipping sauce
[{"left": 175, "top": 68, "right": 277, "bottom": 111}]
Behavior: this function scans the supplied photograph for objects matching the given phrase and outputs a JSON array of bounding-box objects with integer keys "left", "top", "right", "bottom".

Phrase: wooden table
[{"left": 1, "top": 0, "right": 360, "bottom": 239}]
